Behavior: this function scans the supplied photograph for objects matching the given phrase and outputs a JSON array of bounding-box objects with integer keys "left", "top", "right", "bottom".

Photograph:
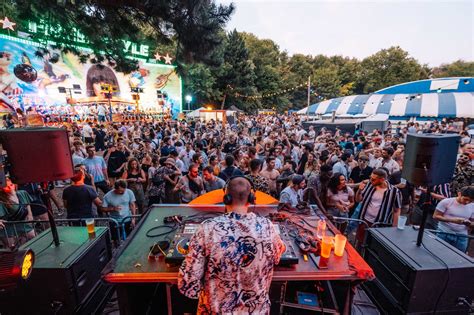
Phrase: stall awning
[{"left": 306, "top": 92, "right": 474, "bottom": 118}]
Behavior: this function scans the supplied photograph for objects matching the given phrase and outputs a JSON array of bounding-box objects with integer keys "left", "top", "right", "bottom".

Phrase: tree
[
  {"left": 183, "top": 63, "right": 219, "bottom": 108},
  {"left": 359, "top": 46, "right": 429, "bottom": 93},
  {"left": 241, "top": 33, "right": 286, "bottom": 110},
  {"left": 284, "top": 54, "right": 313, "bottom": 108},
  {"left": 313, "top": 65, "right": 341, "bottom": 99},
  {"left": 431, "top": 60, "right": 474, "bottom": 78},
  {"left": 7, "top": 0, "right": 234, "bottom": 72},
  {"left": 214, "top": 30, "right": 257, "bottom": 110}
]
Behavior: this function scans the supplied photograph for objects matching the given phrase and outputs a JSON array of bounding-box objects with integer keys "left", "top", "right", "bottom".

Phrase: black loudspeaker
[
  {"left": 0, "top": 127, "right": 73, "bottom": 184},
  {"left": 402, "top": 133, "right": 459, "bottom": 186},
  {"left": 363, "top": 228, "right": 474, "bottom": 314},
  {"left": 0, "top": 227, "right": 112, "bottom": 314}
]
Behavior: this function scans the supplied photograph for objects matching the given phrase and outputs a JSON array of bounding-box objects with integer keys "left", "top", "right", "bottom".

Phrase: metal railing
[
  {"left": 117, "top": 215, "right": 143, "bottom": 240},
  {"left": 0, "top": 217, "right": 127, "bottom": 249}
]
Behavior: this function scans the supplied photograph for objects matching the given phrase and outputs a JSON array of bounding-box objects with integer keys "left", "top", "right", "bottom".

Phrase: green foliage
[
  {"left": 7, "top": 0, "right": 234, "bottom": 73},
  {"left": 431, "top": 60, "right": 474, "bottom": 78},
  {"left": 183, "top": 63, "right": 219, "bottom": 108},
  {"left": 214, "top": 30, "right": 257, "bottom": 111},
  {"left": 184, "top": 39, "right": 465, "bottom": 112},
  {"left": 359, "top": 46, "right": 429, "bottom": 93},
  {"left": 313, "top": 65, "right": 341, "bottom": 99},
  {"left": 5, "top": 2, "right": 468, "bottom": 112},
  {"left": 240, "top": 32, "right": 285, "bottom": 110}
]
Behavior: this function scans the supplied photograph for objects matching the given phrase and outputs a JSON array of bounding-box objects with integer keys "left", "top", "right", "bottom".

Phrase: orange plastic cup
[
  {"left": 334, "top": 234, "right": 347, "bottom": 257},
  {"left": 321, "top": 236, "right": 332, "bottom": 258}
]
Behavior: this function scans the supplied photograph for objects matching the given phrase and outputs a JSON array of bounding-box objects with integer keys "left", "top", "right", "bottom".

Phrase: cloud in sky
[{"left": 217, "top": 0, "right": 473, "bottom": 66}]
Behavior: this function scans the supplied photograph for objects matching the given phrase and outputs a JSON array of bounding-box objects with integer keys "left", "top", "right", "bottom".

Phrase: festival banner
[{"left": 0, "top": 34, "right": 182, "bottom": 116}]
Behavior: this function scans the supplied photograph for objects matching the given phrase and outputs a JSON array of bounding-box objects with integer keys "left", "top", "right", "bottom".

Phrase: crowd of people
[{"left": 0, "top": 114, "right": 473, "bottom": 252}]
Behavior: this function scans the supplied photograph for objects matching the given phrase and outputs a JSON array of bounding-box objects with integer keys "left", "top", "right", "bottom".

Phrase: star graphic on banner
[
  {"left": 163, "top": 53, "right": 173, "bottom": 64},
  {"left": 154, "top": 52, "right": 162, "bottom": 61},
  {"left": 0, "top": 17, "right": 16, "bottom": 31}
]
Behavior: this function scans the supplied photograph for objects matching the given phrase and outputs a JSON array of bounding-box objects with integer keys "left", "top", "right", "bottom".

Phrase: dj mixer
[{"left": 165, "top": 223, "right": 299, "bottom": 265}]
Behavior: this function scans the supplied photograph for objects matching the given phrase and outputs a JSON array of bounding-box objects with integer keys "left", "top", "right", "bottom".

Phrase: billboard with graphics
[{"left": 0, "top": 34, "right": 182, "bottom": 113}]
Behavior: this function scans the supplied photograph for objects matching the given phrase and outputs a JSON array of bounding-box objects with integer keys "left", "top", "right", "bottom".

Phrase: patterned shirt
[
  {"left": 178, "top": 212, "right": 285, "bottom": 314},
  {"left": 248, "top": 174, "right": 270, "bottom": 194},
  {"left": 451, "top": 164, "right": 473, "bottom": 195},
  {"left": 357, "top": 181, "right": 402, "bottom": 225}
]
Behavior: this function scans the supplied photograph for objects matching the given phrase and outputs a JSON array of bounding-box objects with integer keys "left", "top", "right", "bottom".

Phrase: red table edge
[{"left": 103, "top": 270, "right": 362, "bottom": 284}]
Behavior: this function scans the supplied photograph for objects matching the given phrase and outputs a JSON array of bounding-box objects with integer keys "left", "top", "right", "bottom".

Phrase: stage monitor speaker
[
  {"left": 0, "top": 227, "right": 112, "bottom": 315},
  {"left": 0, "top": 127, "right": 73, "bottom": 184},
  {"left": 402, "top": 133, "right": 459, "bottom": 186},
  {"left": 364, "top": 227, "right": 474, "bottom": 314}
]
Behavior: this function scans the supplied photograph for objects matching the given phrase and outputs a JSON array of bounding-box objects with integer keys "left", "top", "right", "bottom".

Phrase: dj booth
[{"left": 103, "top": 205, "right": 373, "bottom": 314}]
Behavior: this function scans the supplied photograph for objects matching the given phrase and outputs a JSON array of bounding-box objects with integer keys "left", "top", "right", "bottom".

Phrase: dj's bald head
[{"left": 226, "top": 177, "right": 252, "bottom": 206}]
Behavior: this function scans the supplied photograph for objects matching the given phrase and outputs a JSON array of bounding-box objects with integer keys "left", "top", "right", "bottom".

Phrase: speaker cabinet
[
  {"left": 0, "top": 227, "right": 112, "bottom": 314},
  {"left": 0, "top": 127, "right": 73, "bottom": 184},
  {"left": 363, "top": 227, "right": 474, "bottom": 314},
  {"left": 402, "top": 133, "right": 459, "bottom": 186}
]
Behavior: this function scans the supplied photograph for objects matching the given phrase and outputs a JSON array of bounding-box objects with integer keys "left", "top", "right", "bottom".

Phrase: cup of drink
[
  {"left": 397, "top": 215, "right": 407, "bottom": 230},
  {"left": 334, "top": 234, "right": 347, "bottom": 257},
  {"left": 321, "top": 236, "right": 332, "bottom": 258},
  {"left": 85, "top": 218, "right": 95, "bottom": 234},
  {"left": 316, "top": 219, "right": 326, "bottom": 240}
]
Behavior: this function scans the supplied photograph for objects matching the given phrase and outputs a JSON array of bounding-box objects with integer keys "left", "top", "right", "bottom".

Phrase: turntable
[{"left": 165, "top": 223, "right": 299, "bottom": 265}]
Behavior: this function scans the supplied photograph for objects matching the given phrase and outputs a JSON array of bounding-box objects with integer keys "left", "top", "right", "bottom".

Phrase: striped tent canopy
[{"left": 306, "top": 92, "right": 474, "bottom": 118}]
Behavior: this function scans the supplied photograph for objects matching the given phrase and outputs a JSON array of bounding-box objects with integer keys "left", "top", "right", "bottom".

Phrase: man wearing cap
[{"left": 279, "top": 175, "right": 306, "bottom": 208}]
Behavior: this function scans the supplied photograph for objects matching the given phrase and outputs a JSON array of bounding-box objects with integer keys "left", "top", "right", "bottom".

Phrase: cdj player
[{"left": 165, "top": 223, "right": 299, "bottom": 266}]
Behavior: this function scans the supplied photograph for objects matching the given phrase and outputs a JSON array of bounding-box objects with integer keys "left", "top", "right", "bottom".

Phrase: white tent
[
  {"left": 296, "top": 107, "right": 308, "bottom": 115},
  {"left": 186, "top": 107, "right": 206, "bottom": 118}
]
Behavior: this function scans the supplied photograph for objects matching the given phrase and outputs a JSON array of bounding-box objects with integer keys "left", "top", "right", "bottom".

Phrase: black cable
[
  {"left": 145, "top": 224, "right": 178, "bottom": 238},
  {"left": 186, "top": 211, "right": 221, "bottom": 218},
  {"left": 183, "top": 212, "right": 220, "bottom": 224},
  {"left": 421, "top": 241, "right": 450, "bottom": 314},
  {"left": 145, "top": 212, "right": 220, "bottom": 239}
]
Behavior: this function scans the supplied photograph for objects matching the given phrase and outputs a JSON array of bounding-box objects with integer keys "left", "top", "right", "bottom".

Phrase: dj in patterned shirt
[{"left": 178, "top": 176, "right": 285, "bottom": 314}]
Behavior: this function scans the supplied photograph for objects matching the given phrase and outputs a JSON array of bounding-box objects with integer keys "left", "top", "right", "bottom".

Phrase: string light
[{"left": 230, "top": 81, "right": 312, "bottom": 99}]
